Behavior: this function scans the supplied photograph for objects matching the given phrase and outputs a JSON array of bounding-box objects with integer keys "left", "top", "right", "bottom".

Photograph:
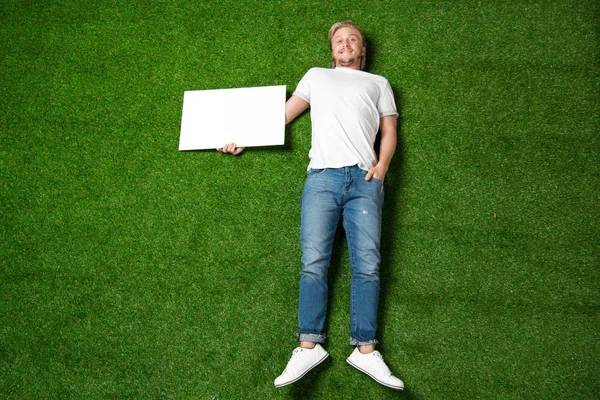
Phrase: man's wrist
[{"left": 377, "top": 161, "right": 390, "bottom": 171}]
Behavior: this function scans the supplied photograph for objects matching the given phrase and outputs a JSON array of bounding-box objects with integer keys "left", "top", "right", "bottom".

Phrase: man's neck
[{"left": 336, "top": 63, "right": 361, "bottom": 71}]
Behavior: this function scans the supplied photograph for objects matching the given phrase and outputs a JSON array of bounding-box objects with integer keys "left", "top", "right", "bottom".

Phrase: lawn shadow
[
  {"left": 375, "top": 87, "right": 406, "bottom": 330},
  {"left": 375, "top": 87, "right": 415, "bottom": 395},
  {"left": 288, "top": 356, "right": 333, "bottom": 399}
]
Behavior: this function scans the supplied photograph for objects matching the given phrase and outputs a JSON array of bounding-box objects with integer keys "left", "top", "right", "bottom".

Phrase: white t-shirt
[{"left": 293, "top": 67, "right": 398, "bottom": 171}]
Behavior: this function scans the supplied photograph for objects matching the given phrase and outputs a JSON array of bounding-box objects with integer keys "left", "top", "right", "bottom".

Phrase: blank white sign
[{"left": 179, "top": 85, "right": 286, "bottom": 151}]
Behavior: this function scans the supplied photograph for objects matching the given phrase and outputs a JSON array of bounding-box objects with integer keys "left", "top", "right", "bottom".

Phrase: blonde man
[{"left": 220, "top": 21, "right": 403, "bottom": 390}]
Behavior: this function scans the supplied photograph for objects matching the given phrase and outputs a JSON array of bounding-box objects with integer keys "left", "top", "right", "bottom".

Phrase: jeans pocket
[
  {"left": 307, "top": 168, "right": 326, "bottom": 177},
  {"left": 368, "top": 176, "right": 385, "bottom": 196}
]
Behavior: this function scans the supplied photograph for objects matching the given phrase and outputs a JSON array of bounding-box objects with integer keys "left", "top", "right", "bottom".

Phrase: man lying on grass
[{"left": 218, "top": 20, "right": 403, "bottom": 390}]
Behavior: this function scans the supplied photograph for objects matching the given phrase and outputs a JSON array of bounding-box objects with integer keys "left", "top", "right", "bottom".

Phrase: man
[{"left": 219, "top": 21, "right": 403, "bottom": 390}]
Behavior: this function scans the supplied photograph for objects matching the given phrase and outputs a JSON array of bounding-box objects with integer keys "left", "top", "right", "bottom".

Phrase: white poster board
[{"left": 179, "top": 85, "right": 286, "bottom": 151}]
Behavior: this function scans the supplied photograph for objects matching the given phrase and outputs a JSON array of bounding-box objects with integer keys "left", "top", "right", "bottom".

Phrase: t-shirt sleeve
[
  {"left": 377, "top": 79, "right": 399, "bottom": 118},
  {"left": 293, "top": 68, "right": 313, "bottom": 104}
]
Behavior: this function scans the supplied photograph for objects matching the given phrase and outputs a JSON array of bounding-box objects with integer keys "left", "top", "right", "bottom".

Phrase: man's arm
[
  {"left": 285, "top": 95, "right": 309, "bottom": 125},
  {"left": 218, "top": 95, "right": 309, "bottom": 155},
  {"left": 365, "top": 115, "right": 397, "bottom": 182}
]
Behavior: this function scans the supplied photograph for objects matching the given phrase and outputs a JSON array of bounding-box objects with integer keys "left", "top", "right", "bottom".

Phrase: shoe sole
[
  {"left": 346, "top": 358, "right": 404, "bottom": 390},
  {"left": 274, "top": 353, "right": 329, "bottom": 388}
]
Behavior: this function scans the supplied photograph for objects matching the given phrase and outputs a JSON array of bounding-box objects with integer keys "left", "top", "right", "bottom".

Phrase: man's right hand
[{"left": 217, "top": 143, "right": 245, "bottom": 155}]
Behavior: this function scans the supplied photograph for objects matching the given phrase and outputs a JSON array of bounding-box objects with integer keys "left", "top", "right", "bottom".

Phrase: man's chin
[{"left": 336, "top": 58, "right": 358, "bottom": 67}]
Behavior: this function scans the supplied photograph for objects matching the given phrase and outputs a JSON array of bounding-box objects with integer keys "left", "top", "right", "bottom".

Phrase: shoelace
[
  {"left": 371, "top": 351, "right": 392, "bottom": 376},
  {"left": 284, "top": 348, "right": 305, "bottom": 370}
]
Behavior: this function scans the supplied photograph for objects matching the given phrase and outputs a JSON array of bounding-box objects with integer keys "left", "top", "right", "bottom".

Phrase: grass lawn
[{"left": 1, "top": 0, "right": 598, "bottom": 398}]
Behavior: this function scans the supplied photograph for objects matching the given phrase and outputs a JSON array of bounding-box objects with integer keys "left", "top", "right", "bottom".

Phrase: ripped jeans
[{"left": 297, "top": 165, "right": 384, "bottom": 346}]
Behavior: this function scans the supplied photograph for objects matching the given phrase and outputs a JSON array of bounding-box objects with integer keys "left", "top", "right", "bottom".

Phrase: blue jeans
[{"left": 297, "top": 165, "right": 384, "bottom": 346}]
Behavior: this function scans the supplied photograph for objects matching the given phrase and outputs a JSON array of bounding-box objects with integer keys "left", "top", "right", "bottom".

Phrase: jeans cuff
[
  {"left": 298, "top": 333, "right": 327, "bottom": 344},
  {"left": 349, "top": 337, "right": 379, "bottom": 346}
]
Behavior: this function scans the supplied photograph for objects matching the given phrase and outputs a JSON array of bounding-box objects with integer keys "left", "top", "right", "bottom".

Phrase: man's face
[{"left": 331, "top": 27, "right": 365, "bottom": 69}]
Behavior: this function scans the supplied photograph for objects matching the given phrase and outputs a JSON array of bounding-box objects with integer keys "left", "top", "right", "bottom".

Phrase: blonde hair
[{"left": 328, "top": 21, "right": 367, "bottom": 70}]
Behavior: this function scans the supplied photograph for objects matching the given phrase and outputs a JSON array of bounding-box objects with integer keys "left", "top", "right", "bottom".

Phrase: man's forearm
[
  {"left": 378, "top": 134, "right": 396, "bottom": 170},
  {"left": 378, "top": 115, "right": 398, "bottom": 170},
  {"left": 365, "top": 115, "right": 397, "bottom": 181}
]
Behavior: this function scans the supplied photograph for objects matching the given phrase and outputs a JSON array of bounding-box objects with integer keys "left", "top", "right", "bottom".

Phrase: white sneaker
[
  {"left": 346, "top": 348, "right": 404, "bottom": 390},
  {"left": 274, "top": 344, "right": 329, "bottom": 388}
]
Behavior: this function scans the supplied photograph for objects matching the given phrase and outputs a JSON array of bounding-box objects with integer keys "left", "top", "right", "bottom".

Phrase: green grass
[{"left": 1, "top": 0, "right": 598, "bottom": 398}]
